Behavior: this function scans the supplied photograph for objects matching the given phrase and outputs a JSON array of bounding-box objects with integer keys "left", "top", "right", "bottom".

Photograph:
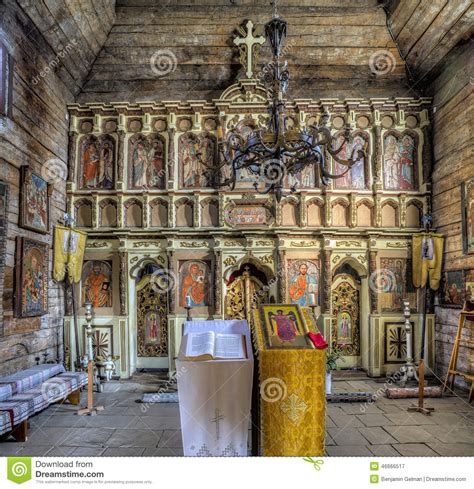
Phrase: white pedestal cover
[{"left": 176, "top": 320, "right": 254, "bottom": 456}]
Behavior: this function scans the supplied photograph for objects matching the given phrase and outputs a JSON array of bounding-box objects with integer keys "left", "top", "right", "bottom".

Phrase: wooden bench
[{"left": 0, "top": 365, "right": 88, "bottom": 442}]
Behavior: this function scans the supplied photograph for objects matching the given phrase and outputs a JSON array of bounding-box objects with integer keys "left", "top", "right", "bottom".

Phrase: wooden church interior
[{"left": 0, "top": 0, "right": 472, "bottom": 456}]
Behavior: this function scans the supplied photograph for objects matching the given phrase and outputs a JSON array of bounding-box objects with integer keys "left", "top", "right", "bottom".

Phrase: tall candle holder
[
  {"left": 398, "top": 300, "right": 419, "bottom": 386},
  {"left": 78, "top": 303, "right": 105, "bottom": 416}
]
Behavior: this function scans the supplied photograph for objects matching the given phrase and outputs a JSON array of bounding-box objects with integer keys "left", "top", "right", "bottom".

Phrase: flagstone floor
[{"left": 0, "top": 375, "right": 472, "bottom": 457}]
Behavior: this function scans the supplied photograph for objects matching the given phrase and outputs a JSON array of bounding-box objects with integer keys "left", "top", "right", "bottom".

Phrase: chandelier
[{"left": 213, "top": 1, "right": 365, "bottom": 202}]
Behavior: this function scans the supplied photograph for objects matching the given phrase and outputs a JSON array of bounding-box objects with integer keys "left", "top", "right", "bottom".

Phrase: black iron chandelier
[{"left": 212, "top": 0, "right": 365, "bottom": 202}]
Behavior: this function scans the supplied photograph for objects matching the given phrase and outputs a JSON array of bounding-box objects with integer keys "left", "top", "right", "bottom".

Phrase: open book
[{"left": 183, "top": 331, "right": 247, "bottom": 361}]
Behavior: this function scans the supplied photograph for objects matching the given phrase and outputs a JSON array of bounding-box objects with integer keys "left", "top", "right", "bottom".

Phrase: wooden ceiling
[
  {"left": 10, "top": 0, "right": 473, "bottom": 102},
  {"left": 386, "top": 0, "right": 473, "bottom": 89}
]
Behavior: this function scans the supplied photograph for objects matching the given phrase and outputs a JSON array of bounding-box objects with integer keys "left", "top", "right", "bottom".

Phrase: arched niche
[
  {"left": 175, "top": 198, "right": 194, "bottom": 228},
  {"left": 125, "top": 199, "right": 143, "bottom": 228},
  {"left": 356, "top": 199, "right": 373, "bottom": 227},
  {"left": 99, "top": 199, "right": 118, "bottom": 228},
  {"left": 406, "top": 200, "right": 422, "bottom": 228},
  {"left": 201, "top": 198, "right": 219, "bottom": 227},
  {"left": 381, "top": 200, "right": 399, "bottom": 227},
  {"left": 281, "top": 198, "right": 299, "bottom": 226},
  {"left": 75, "top": 198, "right": 93, "bottom": 227},
  {"left": 150, "top": 198, "right": 168, "bottom": 228},
  {"left": 331, "top": 199, "right": 349, "bottom": 227},
  {"left": 307, "top": 198, "right": 324, "bottom": 227}
]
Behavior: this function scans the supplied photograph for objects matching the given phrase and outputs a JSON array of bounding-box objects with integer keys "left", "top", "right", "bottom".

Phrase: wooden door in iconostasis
[
  {"left": 224, "top": 264, "right": 269, "bottom": 323},
  {"left": 331, "top": 273, "right": 361, "bottom": 369},
  {"left": 136, "top": 273, "right": 169, "bottom": 369}
]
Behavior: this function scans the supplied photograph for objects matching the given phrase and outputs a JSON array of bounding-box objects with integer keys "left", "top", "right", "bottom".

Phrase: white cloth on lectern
[{"left": 177, "top": 320, "right": 254, "bottom": 456}]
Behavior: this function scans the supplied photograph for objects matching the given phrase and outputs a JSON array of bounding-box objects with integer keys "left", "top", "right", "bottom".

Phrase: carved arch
[{"left": 99, "top": 198, "right": 118, "bottom": 228}]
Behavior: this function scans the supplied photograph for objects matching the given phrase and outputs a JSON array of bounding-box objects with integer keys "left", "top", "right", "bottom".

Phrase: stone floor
[{"left": 0, "top": 375, "right": 472, "bottom": 457}]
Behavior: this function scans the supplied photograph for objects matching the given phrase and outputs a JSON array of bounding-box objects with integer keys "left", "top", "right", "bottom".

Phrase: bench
[{"left": 0, "top": 364, "right": 88, "bottom": 442}]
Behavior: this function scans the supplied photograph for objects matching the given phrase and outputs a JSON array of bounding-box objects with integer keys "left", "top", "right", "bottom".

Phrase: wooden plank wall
[
  {"left": 0, "top": 0, "right": 115, "bottom": 375},
  {"left": 430, "top": 43, "right": 473, "bottom": 388},
  {"left": 387, "top": 0, "right": 473, "bottom": 387},
  {"left": 78, "top": 0, "right": 412, "bottom": 103}
]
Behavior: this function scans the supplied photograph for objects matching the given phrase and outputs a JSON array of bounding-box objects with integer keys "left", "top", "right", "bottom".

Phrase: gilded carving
[
  {"left": 88, "top": 242, "right": 108, "bottom": 248},
  {"left": 134, "top": 242, "right": 153, "bottom": 248},
  {"left": 336, "top": 240, "right": 361, "bottom": 247},
  {"left": 259, "top": 254, "right": 274, "bottom": 264},
  {"left": 290, "top": 240, "right": 318, "bottom": 248},
  {"left": 387, "top": 242, "right": 408, "bottom": 248},
  {"left": 224, "top": 256, "right": 237, "bottom": 266},
  {"left": 180, "top": 241, "right": 208, "bottom": 248}
]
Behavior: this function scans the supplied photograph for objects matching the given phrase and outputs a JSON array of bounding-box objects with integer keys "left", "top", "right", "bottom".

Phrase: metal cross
[
  {"left": 233, "top": 20, "right": 265, "bottom": 79},
  {"left": 210, "top": 408, "right": 224, "bottom": 441}
]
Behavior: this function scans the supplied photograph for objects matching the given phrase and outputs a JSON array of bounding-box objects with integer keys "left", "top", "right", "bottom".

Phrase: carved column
[
  {"left": 117, "top": 194, "right": 124, "bottom": 228},
  {"left": 214, "top": 250, "right": 222, "bottom": 316},
  {"left": 67, "top": 130, "right": 78, "bottom": 183},
  {"left": 399, "top": 193, "right": 407, "bottom": 228},
  {"left": 168, "top": 251, "right": 176, "bottom": 314},
  {"left": 119, "top": 251, "right": 128, "bottom": 316},
  {"left": 372, "top": 120, "right": 382, "bottom": 190},
  {"left": 117, "top": 130, "right": 126, "bottom": 185},
  {"left": 93, "top": 193, "right": 99, "bottom": 229},
  {"left": 194, "top": 195, "right": 200, "bottom": 228},
  {"left": 374, "top": 194, "right": 382, "bottom": 228},
  {"left": 350, "top": 193, "right": 357, "bottom": 228},
  {"left": 300, "top": 193, "right": 307, "bottom": 227},
  {"left": 143, "top": 194, "right": 149, "bottom": 228},
  {"left": 167, "top": 127, "right": 176, "bottom": 185},
  {"left": 369, "top": 250, "right": 378, "bottom": 314},
  {"left": 278, "top": 249, "right": 286, "bottom": 302},
  {"left": 321, "top": 248, "right": 332, "bottom": 313},
  {"left": 168, "top": 196, "right": 174, "bottom": 228},
  {"left": 324, "top": 194, "right": 331, "bottom": 227}
]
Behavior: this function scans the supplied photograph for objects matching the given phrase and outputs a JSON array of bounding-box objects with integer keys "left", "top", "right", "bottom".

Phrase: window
[{"left": 0, "top": 42, "right": 13, "bottom": 120}]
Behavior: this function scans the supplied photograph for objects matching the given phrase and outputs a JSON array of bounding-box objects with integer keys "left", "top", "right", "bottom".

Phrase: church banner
[
  {"left": 412, "top": 233, "right": 444, "bottom": 291},
  {"left": 53, "top": 225, "right": 87, "bottom": 283}
]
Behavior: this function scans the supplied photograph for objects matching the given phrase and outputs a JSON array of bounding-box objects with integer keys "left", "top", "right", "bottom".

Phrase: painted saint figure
[
  {"left": 289, "top": 263, "right": 318, "bottom": 306},
  {"left": 180, "top": 262, "right": 209, "bottom": 307},
  {"left": 333, "top": 133, "right": 366, "bottom": 189},
  {"left": 82, "top": 142, "right": 100, "bottom": 188},
  {"left": 82, "top": 261, "right": 112, "bottom": 308},
  {"left": 268, "top": 309, "right": 301, "bottom": 342},
  {"left": 24, "top": 252, "right": 43, "bottom": 313},
  {"left": 383, "top": 133, "right": 416, "bottom": 190},
  {"left": 146, "top": 312, "right": 160, "bottom": 342},
  {"left": 82, "top": 138, "right": 114, "bottom": 189},
  {"left": 181, "top": 137, "right": 202, "bottom": 188}
]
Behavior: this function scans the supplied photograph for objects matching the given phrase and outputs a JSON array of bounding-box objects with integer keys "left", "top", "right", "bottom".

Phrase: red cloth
[{"left": 307, "top": 332, "right": 328, "bottom": 349}]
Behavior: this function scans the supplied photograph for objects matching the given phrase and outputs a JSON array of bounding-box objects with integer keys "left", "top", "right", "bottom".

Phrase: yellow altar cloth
[{"left": 253, "top": 309, "right": 326, "bottom": 456}]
